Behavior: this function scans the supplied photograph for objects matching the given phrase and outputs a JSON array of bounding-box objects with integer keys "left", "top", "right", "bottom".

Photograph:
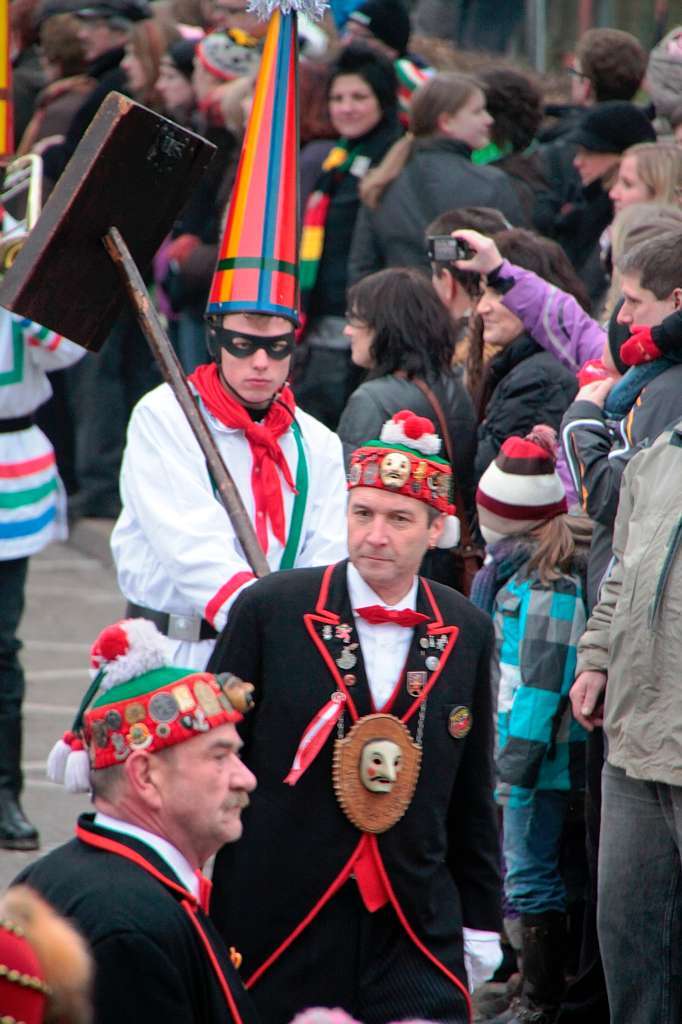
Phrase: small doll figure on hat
[
  {"left": 470, "top": 426, "right": 589, "bottom": 1024},
  {"left": 348, "top": 410, "right": 461, "bottom": 548}
]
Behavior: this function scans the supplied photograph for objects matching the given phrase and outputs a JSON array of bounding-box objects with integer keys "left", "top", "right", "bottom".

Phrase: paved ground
[{"left": 0, "top": 521, "right": 123, "bottom": 887}]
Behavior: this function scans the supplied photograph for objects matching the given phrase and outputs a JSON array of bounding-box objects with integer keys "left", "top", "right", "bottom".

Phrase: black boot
[
  {"left": 0, "top": 788, "right": 39, "bottom": 850},
  {"left": 490, "top": 912, "right": 566, "bottom": 1024},
  {"left": 0, "top": 712, "right": 39, "bottom": 850}
]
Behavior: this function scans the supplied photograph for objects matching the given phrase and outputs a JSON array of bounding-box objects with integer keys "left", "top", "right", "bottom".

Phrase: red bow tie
[
  {"left": 355, "top": 606, "right": 430, "bottom": 628},
  {"left": 194, "top": 869, "right": 213, "bottom": 914}
]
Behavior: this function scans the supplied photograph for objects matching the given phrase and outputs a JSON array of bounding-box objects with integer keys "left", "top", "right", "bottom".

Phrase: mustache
[{"left": 223, "top": 792, "right": 250, "bottom": 811}]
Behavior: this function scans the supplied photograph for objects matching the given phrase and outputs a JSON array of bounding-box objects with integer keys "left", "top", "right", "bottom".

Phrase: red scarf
[{"left": 189, "top": 364, "right": 297, "bottom": 551}]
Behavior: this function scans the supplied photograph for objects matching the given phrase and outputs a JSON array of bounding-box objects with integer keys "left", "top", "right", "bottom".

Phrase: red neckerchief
[{"left": 189, "top": 364, "right": 297, "bottom": 549}]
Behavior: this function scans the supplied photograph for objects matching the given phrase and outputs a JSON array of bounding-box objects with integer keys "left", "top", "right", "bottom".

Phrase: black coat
[
  {"left": 208, "top": 561, "right": 501, "bottom": 1010},
  {"left": 15, "top": 816, "right": 258, "bottom": 1024},
  {"left": 348, "top": 137, "right": 525, "bottom": 283},
  {"left": 475, "top": 333, "right": 578, "bottom": 482}
]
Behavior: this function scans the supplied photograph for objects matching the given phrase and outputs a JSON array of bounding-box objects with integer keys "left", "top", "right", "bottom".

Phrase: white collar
[
  {"left": 94, "top": 812, "right": 199, "bottom": 897},
  {"left": 346, "top": 561, "right": 418, "bottom": 613}
]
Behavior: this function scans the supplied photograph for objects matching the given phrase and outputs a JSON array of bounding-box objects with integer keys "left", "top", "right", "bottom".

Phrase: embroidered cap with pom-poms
[
  {"left": 47, "top": 619, "right": 253, "bottom": 794},
  {"left": 476, "top": 424, "right": 568, "bottom": 539},
  {"left": 348, "top": 410, "right": 460, "bottom": 548}
]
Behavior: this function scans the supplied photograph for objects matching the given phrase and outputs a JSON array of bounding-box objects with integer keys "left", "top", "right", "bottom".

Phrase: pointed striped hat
[{"left": 206, "top": 1, "right": 326, "bottom": 325}]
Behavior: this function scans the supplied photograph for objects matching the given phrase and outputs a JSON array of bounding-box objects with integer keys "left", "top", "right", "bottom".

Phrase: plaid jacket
[{"left": 492, "top": 568, "right": 588, "bottom": 807}]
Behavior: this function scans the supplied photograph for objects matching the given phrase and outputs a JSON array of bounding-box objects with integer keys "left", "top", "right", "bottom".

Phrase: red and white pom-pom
[
  {"left": 63, "top": 739, "right": 91, "bottom": 794},
  {"left": 90, "top": 618, "right": 167, "bottom": 690},
  {"left": 380, "top": 411, "right": 441, "bottom": 456}
]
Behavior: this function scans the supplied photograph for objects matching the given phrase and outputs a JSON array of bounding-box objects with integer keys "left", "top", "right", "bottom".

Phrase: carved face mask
[{"left": 360, "top": 739, "right": 403, "bottom": 793}]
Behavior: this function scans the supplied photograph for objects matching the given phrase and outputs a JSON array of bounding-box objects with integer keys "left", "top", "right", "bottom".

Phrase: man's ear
[{"left": 673, "top": 287, "right": 682, "bottom": 311}]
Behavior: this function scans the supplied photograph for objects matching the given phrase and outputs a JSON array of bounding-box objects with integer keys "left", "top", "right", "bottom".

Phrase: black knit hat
[
  {"left": 571, "top": 101, "right": 655, "bottom": 154},
  {"left": 166, "top": 39, "right": 197, "bottom": 81},
  {"left": 607, "top": 297, "right": 630, "bottom": 375},
  {"left": 347, "top": 0, "right": 411, "bottom": 56},
  {"left": 330, "top": 43, "right": 398, "bottom": 119}
]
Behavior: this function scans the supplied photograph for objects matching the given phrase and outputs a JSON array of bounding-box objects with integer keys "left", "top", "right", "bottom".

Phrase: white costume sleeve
[
  {"left": 295, "top": 413, "right": 348, "bottom": 569},
  {"left": 23, "top": 322, "right": 84, "bottom": 372},
  {"left": 114, "top": 391, "right": 261, "bottom": 632}
]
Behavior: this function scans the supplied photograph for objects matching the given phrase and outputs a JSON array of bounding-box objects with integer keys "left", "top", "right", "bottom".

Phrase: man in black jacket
[
  {"left": 41, "top": 0, "right": 149, "bottom": 188},
  {"left": 14, "top": 619, "right": 258, "bottom": 1024},
  {"left": 209, "top": 411, "right": 503, "bottom": 1024}
]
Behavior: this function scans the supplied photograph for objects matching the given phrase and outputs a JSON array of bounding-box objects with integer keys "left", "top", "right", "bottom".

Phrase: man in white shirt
[
  {"left": 208, "top": 410, "right": 503, "bottom": 1024},
  {"left": 111, "top": 2, "right": 348, "bottom": 669},
  {"left": 111, "top": 311, "right": 348, "bottom": 669},
  {"left": 15, "top": 618, "right": 258, "bottom": 1024}
]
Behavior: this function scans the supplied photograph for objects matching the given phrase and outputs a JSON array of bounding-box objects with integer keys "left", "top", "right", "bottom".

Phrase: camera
[{"left": 427, "top": 235, "right": 474, "bottom": 263}]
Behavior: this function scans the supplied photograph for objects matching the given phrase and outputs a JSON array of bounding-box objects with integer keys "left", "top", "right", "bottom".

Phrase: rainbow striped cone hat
[{"left": 206, "top": 1, "right": 327, "bottom": 325}]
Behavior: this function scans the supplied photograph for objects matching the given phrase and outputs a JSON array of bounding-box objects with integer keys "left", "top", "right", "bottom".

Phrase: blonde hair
[
  {"left": 623, "top": 142, "right": 682, "bottom": 205},
  {"left": 604, "top": 201, "right": 682, "bottom": 317},
  {"left": 359, "top": 72, "right": 482, "bottom": 209},
  {"left": 526, "top": 515, "right": 578, "bottom": 586}
]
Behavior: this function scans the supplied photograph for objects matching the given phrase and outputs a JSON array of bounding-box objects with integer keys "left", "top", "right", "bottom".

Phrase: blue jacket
[{"left": 492, "top": 567, "right": 587, "bottom": 807}]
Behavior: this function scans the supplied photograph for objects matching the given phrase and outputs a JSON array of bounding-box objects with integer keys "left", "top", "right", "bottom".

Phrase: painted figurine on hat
[{"left": 348, "top": 409, "right": 461, "bottom": 548}]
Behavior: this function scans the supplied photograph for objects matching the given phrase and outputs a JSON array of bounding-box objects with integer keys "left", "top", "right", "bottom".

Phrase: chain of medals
[
  {"left": 336, "top": 696, "right": 427, "bottom": 746},
  {"left": 325, "top": 620, "right": 440, "bottom": 748}
]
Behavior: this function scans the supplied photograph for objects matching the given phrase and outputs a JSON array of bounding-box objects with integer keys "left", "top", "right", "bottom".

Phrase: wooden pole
[{"left": 103, "top": 225, "right": 271, "bottom": 579}]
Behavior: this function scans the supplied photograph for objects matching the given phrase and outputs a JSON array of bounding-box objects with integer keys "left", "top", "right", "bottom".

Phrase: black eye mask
[{"left": 209, "top": 326, "right": 295, "bottom": 361}]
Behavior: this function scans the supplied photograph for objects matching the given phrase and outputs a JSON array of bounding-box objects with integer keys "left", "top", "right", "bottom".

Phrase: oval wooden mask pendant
[{"left": 333, "top": 713, "right": 422, "bottom": 834}]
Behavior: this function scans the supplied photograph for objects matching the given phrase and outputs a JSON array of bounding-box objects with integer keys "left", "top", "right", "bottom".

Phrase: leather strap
[
  {"left": 0, "top": 415, "right": 33, "bottom": 433},
  {"left": 411, "top": 378, "right": 475, "bottom": 550},
  {"left": 125, "top": 602, "right": 217, "bottom": 642}
]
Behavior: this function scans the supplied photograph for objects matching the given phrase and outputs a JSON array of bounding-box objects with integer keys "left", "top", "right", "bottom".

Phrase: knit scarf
[
  {"left": 298, "top": 138, "right": 360, "bottom": 332},
  {"left": 603, "top": 357, "right": 675, "bottom": 419},
  {"left": 189, "top": 364, "right": 297, "bottom": 551},
  {"left": 470, "top": 538, "right": 531, "bottom": 616}
]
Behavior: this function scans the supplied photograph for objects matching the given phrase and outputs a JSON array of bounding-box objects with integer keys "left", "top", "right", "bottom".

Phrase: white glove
[{"left": 463, "top": 927, "right": 503, "bottom": 992}]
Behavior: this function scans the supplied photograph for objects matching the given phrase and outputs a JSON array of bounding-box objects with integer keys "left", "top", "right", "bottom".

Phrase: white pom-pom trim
[
  {"left": 64, "top": 750, "right": 92, "bottom": 794},
  {"left": 46, "top": 737, "right": 72, "bottom": 784},
  {"left": 380, "top": 420, "right": 442, "bottom": 456},
  {"left": 99, "top": 618, "right": 167, "bottom": 691},
  {"left": 246, "top": 0, "right": 328, "bottom": 21},
  {"left": 436, "top": 515, "right": 461, "bottom": 549}
]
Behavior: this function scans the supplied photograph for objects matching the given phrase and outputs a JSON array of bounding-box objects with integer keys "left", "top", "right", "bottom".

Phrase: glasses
[{"left": 567, "top": 66, "right": 589, "bottom": 80}]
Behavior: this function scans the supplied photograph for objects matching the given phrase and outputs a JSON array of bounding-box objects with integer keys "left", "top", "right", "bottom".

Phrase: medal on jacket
[{"left": 332, "top": 713, "right": 422, "bottom": 834}]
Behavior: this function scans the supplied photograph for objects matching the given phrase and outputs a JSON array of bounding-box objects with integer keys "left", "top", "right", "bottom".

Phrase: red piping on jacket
[{"left": 76, "top": 825, "right": 243, "bottom": 1024}]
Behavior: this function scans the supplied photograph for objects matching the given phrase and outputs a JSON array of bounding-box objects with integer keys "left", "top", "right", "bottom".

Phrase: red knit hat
[
  {"left": 348, "top": 410, "right": 460, "bottom": 547},
  {"left": 47, "top": 619, "right": 254, "bottom": 793},
  {"left": 476, "top": 425, "right": 567, "bottom": 538}
]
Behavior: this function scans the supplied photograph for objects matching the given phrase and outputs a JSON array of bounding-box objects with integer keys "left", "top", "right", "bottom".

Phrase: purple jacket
[{"left": 498, "top": 259, "right": 606, "bottom": 503}]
